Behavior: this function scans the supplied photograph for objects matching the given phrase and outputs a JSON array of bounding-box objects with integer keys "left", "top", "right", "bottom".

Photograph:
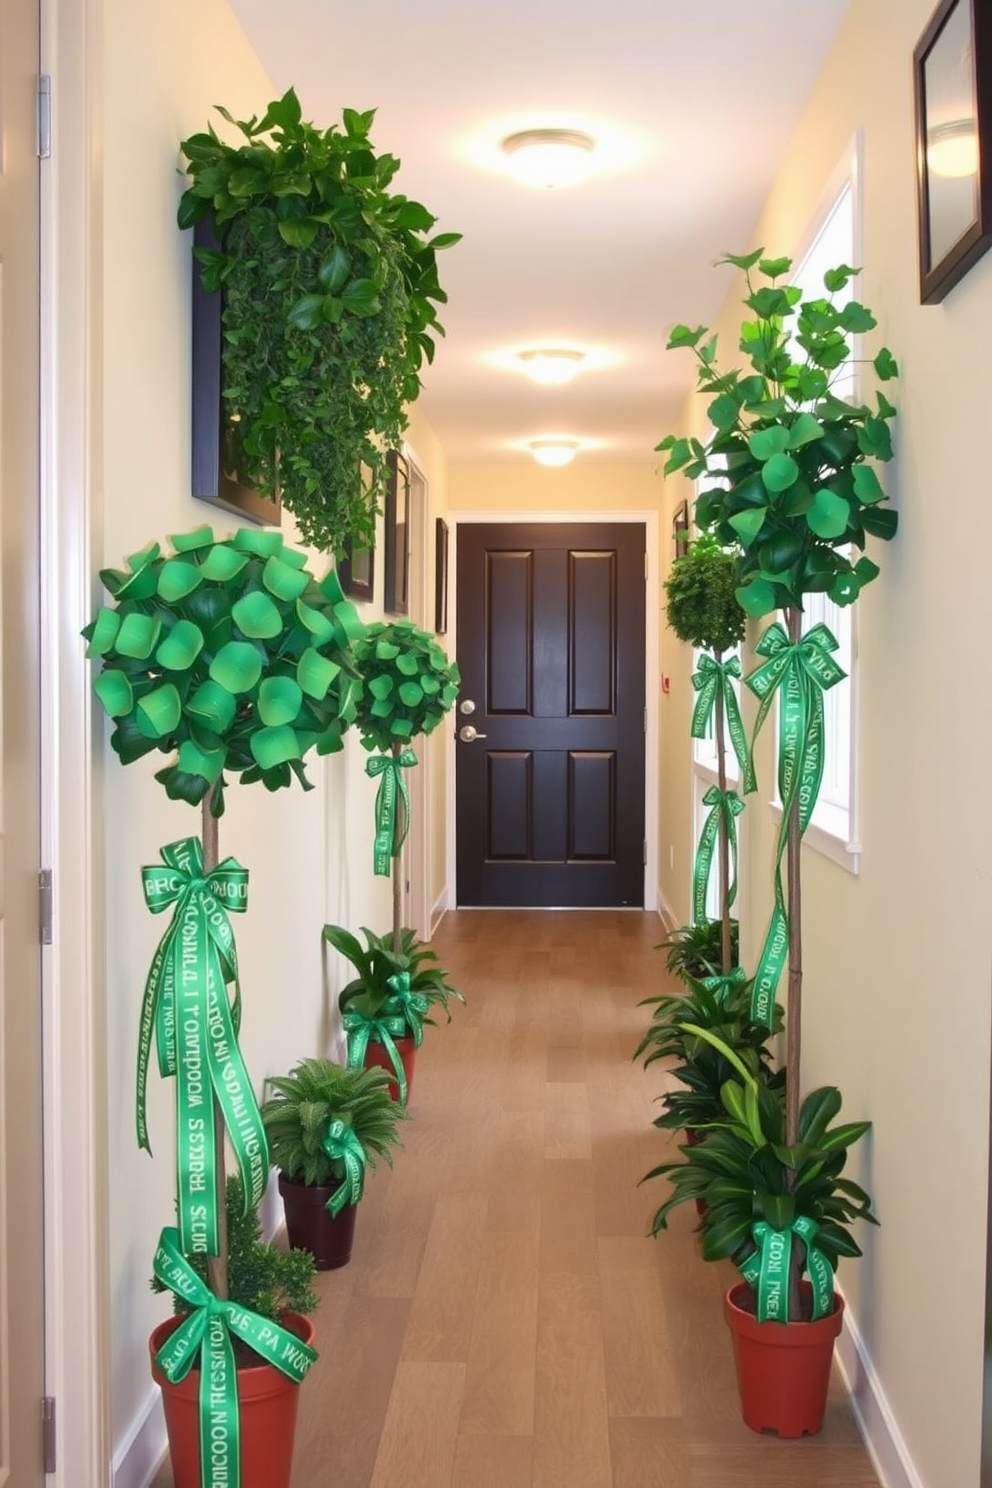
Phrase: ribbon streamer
[
  {"left": 691, "top": 654, "right": 754, "bottom": 792},
  {"left": 321, "top": 1118, "right": 368, "bottom": 1215},
  {"left": 739, "top": 1216, "right": 834, "bottom": 1322},
  {"left": 139, "top": 837, "right": 269, "bottom": 1254},
  {"left": 343, "top": 1009, "right": 411, "bottom": 1105},
  {"left": 153, "top": 1227, "right": 317, "bottom": 1488},
  {"left": 744, "top": 623, "right": 845, "bottom": 1025},
  {"left": 692, "top": 786, "right": 744, "bottom": 925},
  {"left": 365, "top": 749, "right": 418, "bottom": 876}
]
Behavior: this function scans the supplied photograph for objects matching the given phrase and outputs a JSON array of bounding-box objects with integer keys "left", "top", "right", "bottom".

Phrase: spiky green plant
[
  {"left": 261, "top": 1058, "right": 406, "bottom": 1189},
  {"left": 324, "top": 923, "right": 463, "bottom": 1029},
  {"left": 656, "top": 919, "right": 738, "bottom": 982}
]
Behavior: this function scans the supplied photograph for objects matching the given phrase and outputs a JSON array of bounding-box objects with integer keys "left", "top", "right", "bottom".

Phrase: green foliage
[
  {"left": 82, "top": 526, "right": 364, "bottom": 813},
  {"left": 353, "top": 620, "right": 460, "bottom": 750},
  {"left": 261, "top": 1058, "right": 406, "bottom": 1189},
  {"left": 642, "top": 1056, "right": 877, "bottom": 1313},
  {"left": 178, "top": 89, "right": 461, "bottom": 554},
  {"left": 656, "top": 252, "right": 898, "bottom": 616},
  {"left": 324, "top": 923, "right": 464, "bottom": 1031},
  {"left": 664, "top": 534, "right": 746, "bottom": 651},
  {"left": 153, "top": 1175, "right": 318, "bottom": 1322},
  {"left": 656, "top": 918, "right": 738, "bottom": 981},
  {"left": 634, "top": 975, "right": 783, "bottom": 1134}
]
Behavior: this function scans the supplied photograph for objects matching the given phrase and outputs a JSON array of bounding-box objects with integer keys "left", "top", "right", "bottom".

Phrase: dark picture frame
[
  {"left": 434, "top": 518, "right": 449, "bottom": 634},
  {"left": 914, "top": 0, "right": 992, "bottom": 304},
  {"left": 672, "top": 500, "right": 690, "bottom": 560},
  {"left": 338, "top": 541, "right": 375, "bottom": 603},
  {"left": 190, "top": 218, "right": 281, "bottom": 525},
  {"left": 384, "top": 450, "right": 410, "bottom": 616}
]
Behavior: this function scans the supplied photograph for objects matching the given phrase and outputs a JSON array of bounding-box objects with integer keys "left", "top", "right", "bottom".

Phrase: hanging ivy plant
[
  {"left": 177, "top": 88, "right": 460, "bottom": 555},
  {"left": 353, "top": 620, "right": 460, "bottom": 750},
  {"left": 83, "top": 525, "right": 365, "bottom": 813}
]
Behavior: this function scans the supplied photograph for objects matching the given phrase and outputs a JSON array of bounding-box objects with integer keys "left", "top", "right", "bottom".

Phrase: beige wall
[{"left": 661, "top": 1, "right": 992, "bottom": 1483}]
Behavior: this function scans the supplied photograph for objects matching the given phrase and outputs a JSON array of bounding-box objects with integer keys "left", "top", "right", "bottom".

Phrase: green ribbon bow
[
  {"left": 739, "top": 1216, "right": 835, "bottom": 1323},
  {"left": 140, "top": 837, "right": 268, "bottom": 1255},
  {"left": 152, "top": 1227, "right": 317, "bottom": 1488},
  {"left": 382, "top": 971, "right": 430, "bottom": 1047},
  {"left": 321, "top": 1118, "right": 368, "bottom": 1215},
  {"left": 700, "top": 966, "right": 750, "bottom": 1002},
  {"left": 744, "top": 623, "right": 845, "bottom": 1026},
  {"left": 342, "top": 1008, "right": 411, "bottom": 1105},
  {"left": 692, "top": 786, "right": 745, "bottom": 925},
  {"left": 365, "top": 748, "right": 418, "bottom": 876},
  {"left": 691, "top": 654, "right": 754, "bottom": 792}
]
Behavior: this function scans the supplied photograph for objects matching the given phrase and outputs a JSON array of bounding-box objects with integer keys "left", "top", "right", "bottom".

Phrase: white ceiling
[{"left": 229, "top": 0, "right": 853, "bottom": 467}]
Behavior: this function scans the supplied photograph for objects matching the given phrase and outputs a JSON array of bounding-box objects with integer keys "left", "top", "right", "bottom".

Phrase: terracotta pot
[
  {"left": 724, "top": 1281, "right": 844, "bottom": 1437},
  {"left": 363, "top": 1033, "right": 416, "bottom": 1104},
  {"left": 150, "top": 1311, "right": 315, "bottom": 1488},
  {"left": 278, "top": 1171, "right": 358, "bottom": 1269}
]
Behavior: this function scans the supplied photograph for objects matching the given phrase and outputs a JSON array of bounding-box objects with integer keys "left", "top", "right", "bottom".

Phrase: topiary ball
[
  {"left": 664, "top": 535, "right": 746, "bottom": 653},
  {"left": 83, "top": 525, "right": 366, "bottom": 812},
  {"left": 353, "top": 620, "right": 460, "bottom": 752}
]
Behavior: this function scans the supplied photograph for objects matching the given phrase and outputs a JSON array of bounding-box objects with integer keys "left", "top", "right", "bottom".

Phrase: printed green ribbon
[
  {"left": 365, "top": 748, "right": 418, "bottom": 876},
  {"left": 744, "top": 623, "right": 845, "bottom": 1026},
  {"left": 343, "top": 1008, "right": 410, "bottom": 1105},
  {"left": 382, "top": 971, "right": 430, "bottom": 1048},
  {"left": 700, "top": 966, "right": 750, "bottom": 1002},
  {"left": 739, "top": 1216, "right": 835, "bottom": 1323},
  {"left": 139, "top": 837, "right": 269, "bottom": 1255},
  {"left": 691, "top": 654, "right": 754, "bottom": 792},
  {"left": 321, "top": 1118, "right": 368, "bottom": 1215},
  {"left": 692, "top": 786, "right": 744, "bottom": 925},
  {"left": 152, "top": 1227, "right": 317, "bottom": 1488}
]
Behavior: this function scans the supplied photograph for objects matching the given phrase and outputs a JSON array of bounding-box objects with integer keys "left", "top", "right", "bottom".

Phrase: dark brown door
[{"left": 455, "top": 522, "right": 646, "bottom": 908}]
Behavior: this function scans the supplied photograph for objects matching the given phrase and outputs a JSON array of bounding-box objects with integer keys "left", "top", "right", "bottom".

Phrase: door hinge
[
  {"left": 39, "top": 869, "right": 53, "bottom": 945},
  {"left": 644, "top": 551, "right": 648, "bottom": 581},
  {"left": 37, "top": 76, "right": 52, "bottom": 159},
  {"left": 42, "top": 1396, "right": 56, "bottom": 1472},
  {"left": 643, "top": 839, "right": 648, "bottom": 866}
]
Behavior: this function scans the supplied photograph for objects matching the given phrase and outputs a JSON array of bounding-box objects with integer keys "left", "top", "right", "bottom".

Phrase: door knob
[
  {"left": 459, "top": 699, "right": 476, "bottom": 715},
  {"left": 459, "top": 724, "right": 487, "bottom": 743}
]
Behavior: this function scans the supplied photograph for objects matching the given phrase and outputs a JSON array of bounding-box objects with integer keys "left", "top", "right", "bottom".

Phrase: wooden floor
[{"left": 153, "top": 910, "right": 881, "bottom": 1487}]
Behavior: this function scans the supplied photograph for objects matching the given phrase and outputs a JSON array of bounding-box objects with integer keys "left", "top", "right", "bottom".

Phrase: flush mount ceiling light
[
  {"left": 529, "top": 439, "right": 579, "bottom": 467},
  {"left": 502, "top": 129, "right": 595, "bottom": 189},
  {"left": 927, "top": 118, "right": 979, "bottom": 178},
  {"left": 517, "top": 348, "right": 586, "bottom": 385}
]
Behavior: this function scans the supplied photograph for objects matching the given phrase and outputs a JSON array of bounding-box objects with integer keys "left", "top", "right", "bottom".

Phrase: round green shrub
[
  {"left": 353, "top": 620, "right": 459, "bottom": 751},
  {"left": 664, "top": 534, "right": 746, "bottom": 652}
]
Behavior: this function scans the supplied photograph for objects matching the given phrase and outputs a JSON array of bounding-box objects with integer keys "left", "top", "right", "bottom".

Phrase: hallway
[{"left": 154, "top": 910, "right": 880, "bottom": 1487}]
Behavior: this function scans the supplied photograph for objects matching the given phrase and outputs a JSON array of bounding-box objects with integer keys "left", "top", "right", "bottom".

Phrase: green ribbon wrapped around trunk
[
  {"left": 744, "top": 623, "right": 845, "bottom": 1026},
  {"left": 365, "top": 748, "right": 418, "bottom": 875},
  {"left": 692, "top": 785, "right": 744, "bottom": 925},
  {"left": 140, "top": 837, "right": 268, "bottom": 1255},
  {"left": 691, "top": 654, "right": 754, "bottom": 791},
  {"left": 739, "top": 1215, "right": 834, "bottom": 1323},
  {"left": 152, "top": 1227, "right": 317, "bottom": 1488},
  {"left": 320, "top": 1118, "right": 368, "bottom": 1215}
]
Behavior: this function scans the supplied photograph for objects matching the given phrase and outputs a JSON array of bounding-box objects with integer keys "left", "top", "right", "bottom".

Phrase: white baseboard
[
  {"left": 656, "top": 888, "right": 676, "bottom": 930},
  {"left": 835, "top": 1289, "right": 925, "bottom": 1488},
  {"left": 431, "top": 889, "right": 448, "bottom": 936},
  {"left": 111, "top": 1385, "right": 166, "bottom": 1488}
]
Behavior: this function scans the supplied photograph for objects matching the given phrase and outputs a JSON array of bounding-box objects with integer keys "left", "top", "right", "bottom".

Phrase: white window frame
[{"left": 770, "top": 136, "right": 864, "bottom": 875}]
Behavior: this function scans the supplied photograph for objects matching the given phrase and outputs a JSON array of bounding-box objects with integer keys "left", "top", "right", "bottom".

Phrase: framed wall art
[
  {"left": 672, "top": 500, "right": 690, "bottom": 560},
  {"left": 190, "top": 218, "right": 281, "bottom": 525},
  {"left": 434, "top": 518, "right": 449, "bottom": 634},
  {"left": 914, "top": 0, "right": 992, "bottom": 304},
  {"left": 384, "top": 450, "right": 410, "bottom": 615}
]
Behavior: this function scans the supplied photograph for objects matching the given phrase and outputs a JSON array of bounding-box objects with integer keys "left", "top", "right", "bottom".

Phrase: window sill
[{"left": 770, "top": 801, "right": 861, "bottom": 876}]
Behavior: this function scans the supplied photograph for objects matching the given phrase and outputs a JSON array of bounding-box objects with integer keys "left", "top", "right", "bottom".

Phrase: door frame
[
  {"left": 445, "top": 508, "right": 659, "bottom": 913},
  {"left": 400, "top": 444, "right": 431, "bottom": 940}
]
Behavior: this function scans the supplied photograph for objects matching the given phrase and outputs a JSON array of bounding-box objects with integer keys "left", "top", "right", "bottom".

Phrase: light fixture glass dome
[
  {"left": 927, "top": 118, "right": 979, "bottom": 179},
  {"left": 529, "top": 439, "right": 579, "bottom": 467},
  {"left": 517, "top": 348, "right": 586, "bottom": 385},
  {"left": 502, "top": 129, "right": 595, "bottom": 189}
]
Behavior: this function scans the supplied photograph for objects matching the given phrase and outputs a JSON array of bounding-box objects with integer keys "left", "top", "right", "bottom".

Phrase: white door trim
[
  {"left": 40, "top": 0, "right": 110, "bottom": 1481},
  {"left": 445, "top": 508, "right": 659, "bottom": 912}
]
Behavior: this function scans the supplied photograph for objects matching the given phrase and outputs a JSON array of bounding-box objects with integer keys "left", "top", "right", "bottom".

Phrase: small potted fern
[{"left": 261, "top": 1058, "right": 406, "bottom": 1268}]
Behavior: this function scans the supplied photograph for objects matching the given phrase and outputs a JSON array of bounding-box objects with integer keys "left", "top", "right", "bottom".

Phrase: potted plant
[
  {"left": 84, "top": 524, "right": 366, "bottom": 1485},
  {"left": 150, "top": 1176, "right": 318, "bottom": 1488},
  {"left": 663, "top": 532, "right": 748, "bottom": 976},
  {"left": 653, "top": 249, "right": 898, "bottom": 1429},
  {"left": 654, "top": 917, "right": 739, "bottom": 982},
  {"left": 178, "top": 88, "right": 460, "bottom": 554},
  {"left": 261, "top": 1057, "right": 406, "bottom": 1269},
  {"left": 323, "top": 923, "right": 463, "bottom": 1104}
]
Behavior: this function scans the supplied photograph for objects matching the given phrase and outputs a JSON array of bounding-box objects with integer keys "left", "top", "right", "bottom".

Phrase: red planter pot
[
  {"left": 724, "top": 1282, "right": 844, "bottom": 1438},
  {"left": 363, "top": 1033, "right": 416, "bottom": 1104},
  {"left": 150, "top": 1311, "right": 315, "bottom": 1488},
  {"left": 278, "top": 1171, "right": 358, "bottom": 1269}
]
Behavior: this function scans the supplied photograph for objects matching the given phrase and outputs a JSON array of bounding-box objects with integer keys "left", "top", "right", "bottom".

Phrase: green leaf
[
  {"left": 263, "top": 555, "right": 309, "bottom": 602},
  {"left": 707, "top": 393, "right": 740, "bottom": 432},
  {"left": 873, "top": 347, "right": 898, "bottom": 381},
  {"left": 828, "top": 572, "right": 860, "bottom": 605},
  {"left": 187, "top": 680, "right": 237, "bottom": 734},
  {"left": 666, "top": 324, "right": 707, "bottom": 350},
  {"left": 136, "top": 683, "right": 182, "bottom": 740},
  {"left": 758, "top": 256, "right": 791, "bottom": 278},
  {"left": 210, "top": 640, "right": 263, "bottom": 694},
  {"left": 170, "top": 525, "right": 215, "bottom": 553},
  {"left": 250, "top": 724, "right": 301, "bottom": 769},
  {"left": 852, "top": 463, "right": 885, "bottom": 505},
  {"left": 787, "top": 412, "right": 823, "bottom": 449},
  {"left": 297, "top": 648, "right": 340, "bottom": 700},
  {"left": 748, "top": 427, "right": 788, "bottom": 461},
  {"left": 115, "top": 612, "right": 161, "bottom": 660},
  {"left": 157, "top": 560, "right": 202, "bottom": 603},
  {"left": 156, "top": 619, "right": 205, "bottom": 671},
  {"left": 760, "top": 452, "right": 799, "bottom": 494},
  {"left": 341, "top": 278, "right": 380, "bottom": 316},
  {"left": 198, "top": 544, "right": 248, "bottom": 582},
  {"left": 736, "top": 578, "right": 777, "bottom": 617},
  {"left": 286, "top": 293, "right": 324, "bottom": 331},
  {"left": 258, "top": 676, "right": 303, "bottom": 727},
  {"left": 807, "top": 489, "right": 850, "bottom": 539},
  {"left": 93, "top": 669, "right": 133, "bottom": 718},
  {"left": 318, "top": 245, "right": 351, "bottom": 293},
  {"left": 177, "top": 739, "right": 225, "bottom": 784},
  {"left": 823, "top": 263, "right": 858, "bottom": 292},
  {"left": 277, "top": 219, "right": 319, "bottom": 249},
  {"left": 839, "top": 301, "right": 876, "bottom": 334},
  {"left": 860, "top": 505, "right": 899, "bottom": 541},
  {"left": 232, "top": 590, "right": 283, "bottom": 639},
  {"left": 85, "top": 607, "right": 120, "bottom": 657},
  {"left": 728, "top": 508, "right": 766, "bottom": 546},
  {"left": 398, "top": 681, "right": 424, "bottom": 707},
  {"left": 718, "top": 248, "right": 764, "bottom": 270}
]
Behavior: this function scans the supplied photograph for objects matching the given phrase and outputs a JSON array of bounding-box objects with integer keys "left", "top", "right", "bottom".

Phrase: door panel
[
  {"left": 456, "top": 522, "right": 645, "bottom": 908},
  {"left": 0, "top": 1, "right": 45, "bottom": 1484}
]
